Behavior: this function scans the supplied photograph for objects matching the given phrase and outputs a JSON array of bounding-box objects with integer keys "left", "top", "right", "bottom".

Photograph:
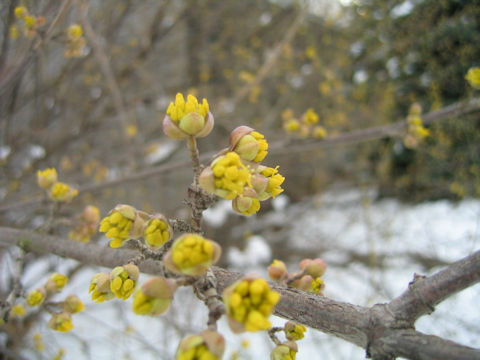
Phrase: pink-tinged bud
[
  {"left": 176, "top": 330, "right": 225, "bottom": 359},
  {"left": 268, "top": 260, "right": 288, "bottom": 281},
  {"left": 250, "top": 173, "right": 269, "bottom": 195},
  {"left": 132, "top": 277, "right": 177, "bottom": 316},
  {"left": 299, "top": 258, "right": 327, "bottom": 278},
  {"left": 284, "top": 321, "right": 307, "bottom": 341},
  {"left": 289, "top": 274, "right": 312, "bottom": 292},
  {"left": 232, "top": 187, "right": 260, "bottom": 216},
  {"left": 130, "top": 210, "right": 150, "bottom": 239},
  {"left": 63, "top": 295, "right": 85, "bottom": 314},
  {"left": 229, "top": 126, "right": 269, "bottom": 162}
]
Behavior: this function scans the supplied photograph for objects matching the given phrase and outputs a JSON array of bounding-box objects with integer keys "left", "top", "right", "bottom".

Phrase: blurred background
[{"left": 1, "top": 0, "right": 480, "bottom": 358}]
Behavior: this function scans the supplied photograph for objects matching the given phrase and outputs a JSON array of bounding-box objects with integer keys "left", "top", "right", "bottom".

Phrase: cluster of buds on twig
[
  {"left": 282, "top": 108, "right": 327, "bottom": 139},
  {"left": 99, "top": 204, "right": 172, "bottom": 249},
  {"left": 199, "top": 125, "right": 285, "bottom": 216},
  {"left": 17, "top": 273, "right": 84, "bottom": 332},
  {"left": 175, "top": 330, "right": 225, "bottom": 359},
  {"left": 404, "top": 103, "right": 430, "bottom": 149},
  {"left": 269, "top": 321, "right": 307, "bottom": 359},
  {"left": 64, "top": 24, "right": 86, "bottom": 58},
  {"left": 268, "top": 258, "right": 327, "bottom": 296},
  {"left": 36, "top": 168, "right": 78, "bottom": 203},
  {"left": 11, "top": 5, "right": 45, "bottom": 39}
]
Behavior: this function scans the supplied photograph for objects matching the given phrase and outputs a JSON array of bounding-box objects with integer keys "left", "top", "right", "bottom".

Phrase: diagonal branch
[{"left": 0, "top": 226, "right": 479, "bottom": 359}]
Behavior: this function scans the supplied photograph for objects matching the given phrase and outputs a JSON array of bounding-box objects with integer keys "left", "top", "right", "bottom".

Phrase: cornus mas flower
[
  {"left": 301, "top": 108, "right": 319, "bottom": 125},
  {"left": 132, "top": 277, "right": 176, "bottom": 316},
  {"left": 199, "top": 152, "right": 251, "bottom": 200},
  {"left": 36, "top": 168, "right": 57, "bottom": 189},
  {"left": 284, "top": 321, "right": 307, "bottom": 341},
  {"left": 163, "top": 234, "right": 221, "bottom": 276},
  {"left": 99, "top": 204, "right": 146, "bottom": 248},
  {"left": 258, "top": 166, "right": 285, "bottom": 200},
  {"left": 267, "top": 259, "right": 288, "bottom": 281},
  {"left": 176, "top": 330, "right": 225, "bottom": 360},
  {"left": 63, "top": 295, "right": 85, "bottom": 314},
  {"left": 46, "top": 273, "right": 69, "bottom": 292},
  {"left": 229, "top": 126, "right": 268, "bottom": 162},
  {"left": 143, "top": 215, "right": 172, "bottom": 249},
  {"left": 271, "top": 341, "right": 298, "bottom": 360},
  {"left": 49, "top": 182, "right": 78, "bottom": 202},
  {"left": 48, "top": 312, "right": 73, "bottom": 332},
  {"left": 232, "top": 187, "right": 261, "bottom": 216},
  {"left": 466, "top": 67, "right": 480, "bottom": 89},
  {"left": 67, "top": 24, "right": 82, "bottom": 41},
  {"left": 69, "top": 205, "right": 100, "bottom": 243},
  {"left": 26, "top": 289, "right": 45, "bottom": 307},
  {"left": 110, "top": 264, "right": 139, "bottom": 300},
  {"left": 89, "top": 273, "right": 114, "bottom": 303},
  {"left": 299, "top": 258, "right": 327, "bottom": 278},
  {"left": 163, "top": 93, "right": 214, "bottom": 139},
  {"left": 10, "top": 304, "right": 26, "bottom": 318},
  {"left": 223, "top": 276, "right": 280, "bottom": 333}
]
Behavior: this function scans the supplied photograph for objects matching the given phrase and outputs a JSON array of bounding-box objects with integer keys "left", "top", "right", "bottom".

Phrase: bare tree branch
[{"left": 0, "top": 226, "right": 479, "bottom": 360}]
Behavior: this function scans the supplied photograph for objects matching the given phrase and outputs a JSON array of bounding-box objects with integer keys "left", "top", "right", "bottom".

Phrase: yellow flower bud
[
  {"left": 223, "top": 276, "right": 280, "bottom": 333},
  {"left": 284, "top": 119, "right": 300, "bottom": 133},
  {"left": 163, "top": 93, "right": 214, "bottom": 139},
  {"left": 46, "top": 273, "right": 69, "bottom": 293},
  {"left": 268, "top": 259, "right": 288, "bottom": 282},
  {"left": 312, "top": 125, "right": 327, "bottom": 139},
  {"left": 49, "top": 182, "right": 78, "bottom": 202},
  {"left": 99, "top": 205, "right": 146, "bottom": 248},
  {"left": 63, "top": 295, "right": 85, "bottom": 314},
  {"left": 284, "top": 321, "right": 307, "bottom": 341},
  {"left": 466, "top": 67, "right": 480, "bottom": 89},
  {"left": 302, "top": 108, "right": 319, "bottom": 125},
  {"left": 37, "top": 168, "right": 57, "bottom": 189},
  {"left": 132, "top": 277, "right": 176, "bottom": 316},
  {"left": 143, "top": 215, "right": 172, "bottom": 249},
  {"left": 270, "top": 341, "right": 298, "bottom": 360},
  {"left": 10, "top": 304, "right": 26, "bottom": 318},
  {"left": 67, "top": 24, "right": 82, "bottom": 41},
  {"left": 26, "top": 289, "right": 45, "bottom": 307},
  {"left": 163, "top": 234, "right": 221, "bottom": 276},
  {"left": 14, "top": 6, "right": 28, "bottom": 19},
  {"left": 110, "top": 264, "right": 139, "bottom": 300},
  {"left": 232, "top": 187, "right": 261, "bottom": 216},
  {"left": 48, "top": 312, "right": 73, "bottom": 332},
  {"left": 299, "top": 258, "right": 327, "bottom": 278},
  {"left": 176, "top": 330, "right": 225, "bottom": 360},
  {"left": 229, "top": 126, "right": 269, "bottom": 162},
  {"left": 88, "top": 273, "right": 114, "bottom": 303}
]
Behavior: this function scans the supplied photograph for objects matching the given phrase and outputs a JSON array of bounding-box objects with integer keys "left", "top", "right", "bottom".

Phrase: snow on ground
[{"left": 10, "top": 189, "right": 480, "bottom": 359}]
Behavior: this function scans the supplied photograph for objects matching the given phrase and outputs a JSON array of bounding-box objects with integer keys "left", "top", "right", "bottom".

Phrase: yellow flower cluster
[
  {"left": 167, "top": 93, "right": 209, "bottom": 123},
  {"left": 89, "top": 273, "right": 115, "bottom": 303},
  {"left": 63, "top": 295, "right": 85, "bottom": 314},
  {"left": 99, "top": 208, "right": 134, "bottom": 248},
  {"left": 164, "top": 234, "right": 221, "bottom": 276},
  {"left": 271, "top": 343, "right": 297, "bottom": 360},
  {"left": 36, "top": 168, "right": 78, "bottom": 202},
  {"left": 466, "top": 67, "right": 480, "bottom": 89},
  {"left": 282, "top": 108, "right": 327, "bottom": 139},
  {"left": 12, "top": 5, "right": 45, "bottom": 39},
  {"left": 110, "top": 264, "right": 139, "bottom": 300},
  {"left": 132, "top": 277, "right": 175, "bottom": 316},
  {"left": 10, "top": 304, "right": 26, "bottom": 318},
  {"left": 404, "top": 103, "right": 429, "bottom": 149},
  {"left": 176, "top": 331, "right": 225, "bottom": 360},
  {"left": 33, "top": 333, "right": 45, "bottom": 351},
  {"left": 261, "top": 166, "right": 285, "bottom": 199},
  {"left": 48, "top": 312, "right": 73, "bottom": 332},
  {"left": 233, "top": 130, "right": 269, "bottom": 162},
  {"left": 65, "top": 24, "right": 86, "bottom": 58},
  {"left": 209, "top": 152, "right": 251, "bottom": 200},
  {"left": 284, "top": 321, "right": 307, "bottom": 341},
  {"left": 223, "top": 278, "right": 280, "bottom": 332},
  {"left": 144, "top": 217, "right": 171, "bottom": 249},
  {"left": 26, "top": 289, "right": 45, "bottom": 307},
  {"left": 100, "top": 205, "right": 172, "bottom": 249}
]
